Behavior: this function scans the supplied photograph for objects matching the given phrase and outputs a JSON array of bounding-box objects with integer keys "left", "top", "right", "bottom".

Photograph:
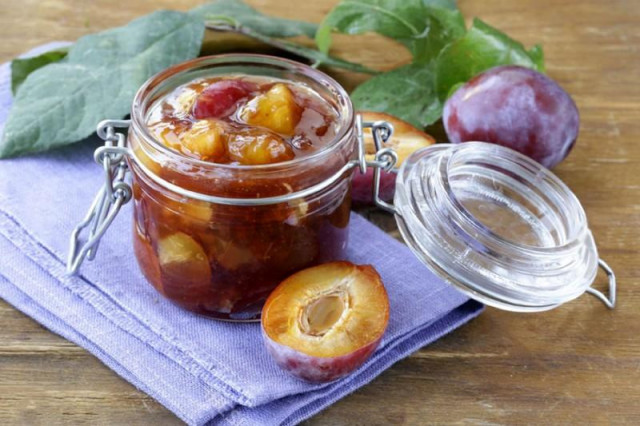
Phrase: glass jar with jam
[
  {"left": 124, "top": 55, "right": 355, "bottom": 320},
  {"left": 69, "top": 54, "right": 616, "bottom": 320}
]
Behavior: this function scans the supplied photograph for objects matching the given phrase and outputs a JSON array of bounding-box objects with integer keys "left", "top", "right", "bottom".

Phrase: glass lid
[{"left": 393, "top": 142, "right": 602, "bottom": 312}]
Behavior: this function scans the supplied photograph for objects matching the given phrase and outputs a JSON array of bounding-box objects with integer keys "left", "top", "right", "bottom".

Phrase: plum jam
[
  {"left": 146, "top": 76, "right": 340, "bottom": 164},
  {"left": 127, "top": 55, "right": 356, "bottom": 320}
]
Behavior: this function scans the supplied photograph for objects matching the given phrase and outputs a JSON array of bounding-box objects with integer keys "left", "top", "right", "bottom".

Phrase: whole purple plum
[{"left": 443, "top": 65, "right": 579, "bottom": 169}]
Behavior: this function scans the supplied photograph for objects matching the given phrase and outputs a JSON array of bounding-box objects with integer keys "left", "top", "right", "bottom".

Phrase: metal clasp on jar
[{"left": 67, "top": 119, "right": 133, "bottom": 274}]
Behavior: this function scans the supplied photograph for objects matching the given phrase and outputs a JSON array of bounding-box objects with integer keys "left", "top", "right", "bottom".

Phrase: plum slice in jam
[
  {"left": 239, "top": 83, "right": 303, "bottom": 136},
  {"left": 192, "top": 79, "right": 256, "bottom": 119}
]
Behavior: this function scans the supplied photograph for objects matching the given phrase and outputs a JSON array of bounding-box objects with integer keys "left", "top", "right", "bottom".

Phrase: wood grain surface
[{"left": 1, "top": 0, "right": 639, "bottom": 424}]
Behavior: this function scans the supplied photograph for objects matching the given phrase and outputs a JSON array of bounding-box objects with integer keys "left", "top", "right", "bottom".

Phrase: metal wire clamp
[{"left": 67, "top": 120, "right": 132, "bottom": 274}]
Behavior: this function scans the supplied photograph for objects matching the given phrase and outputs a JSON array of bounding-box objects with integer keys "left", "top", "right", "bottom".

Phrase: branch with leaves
[{"left": 1, "top": 0, "right": 544, "bottom": 158}]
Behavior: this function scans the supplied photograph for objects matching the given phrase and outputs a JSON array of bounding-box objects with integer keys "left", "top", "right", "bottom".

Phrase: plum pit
[{"left": 299, "top": 290, "right": 350, "bottom": 337}]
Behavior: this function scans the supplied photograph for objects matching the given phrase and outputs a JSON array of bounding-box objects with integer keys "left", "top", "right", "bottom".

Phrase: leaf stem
[{"left": 205, "top": 20, "right": 378, "bottom": 75}]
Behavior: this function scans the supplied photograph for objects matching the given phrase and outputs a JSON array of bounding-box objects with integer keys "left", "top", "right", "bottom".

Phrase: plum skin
[
  {"left": 262, "top": 328, "right": 382, "bottom": 383},
  {"left": 351, "top": 168, "right": 396, "bottom": 205},
  {"left": 192, "top": 80, "right": 255, "bottom": 119},
  {"left": 443, "top": 65, "right": 579, "bottom": 169}
]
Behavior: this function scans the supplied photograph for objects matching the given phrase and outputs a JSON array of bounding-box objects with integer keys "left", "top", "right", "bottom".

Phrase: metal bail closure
[
  {"left": 67, "top": 120, "right": 132, "bottom": 274},
  {"left": 587, "top": 259, "right": 616, "bottom": 309},
  {"left": 355, "top": 114, "right": 398, "bottom": 214}
]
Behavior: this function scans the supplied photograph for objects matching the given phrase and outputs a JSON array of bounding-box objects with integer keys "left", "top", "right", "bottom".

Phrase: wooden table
[{"left": 1, "top": 0, "right": 639, "bottom": 424}]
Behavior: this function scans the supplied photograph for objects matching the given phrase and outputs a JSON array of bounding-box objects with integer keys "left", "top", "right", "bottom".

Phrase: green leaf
[
  {"left": 434, "top": 18, "right": 545, "bottom": 100},
  {"left": 11, "top": 48, "right": 68, "bottom": 95},
  {"left": 206, "top": 21, "right": 377, "bottom": 74},
  {"left": 350, "top": 17, "right": 546, "bottom": 129},
  {"left": 527, "top": 44, "right": 545, "bottom": 71},
  {"left": 190, "top": 0, "right": 317, "bottom": 38},
  {"left": 351, "top": 63, "right": 441, "bottom": 128},
  {"left": 1, "top": 11, "right": 204, "bottom": 158},
  {"left": 316, "top": 0, "right": 465, "bottom": 63},
  {"left": 422, "top": 0, "right": 457, "bottom": 10},
  {"left": 411, "top": 6, "right": 466, "bottom": 63},
  {"left": 444, "top": 81, "right": 465, "bottom": 100}
]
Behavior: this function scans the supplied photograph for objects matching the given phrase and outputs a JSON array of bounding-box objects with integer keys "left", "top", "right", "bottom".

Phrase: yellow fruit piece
[
  {"left": 158, "top": 232, "right": 208, "bottom": 265},
  {"left": 181, "top": 120, "right": 226, "bottom": 160},
  {"left": 228, "top": 130, "right": 294, "bottom": 165},
  {"left": 240, "top": 83, "right": 302, "bottom": 136},
  {"left": 157, "top": 232, "right": 211, "bottom": 282}
]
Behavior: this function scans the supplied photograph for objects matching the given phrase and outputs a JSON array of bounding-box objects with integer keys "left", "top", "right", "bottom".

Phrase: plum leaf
[
  {"left": 350, "top": 17, "right": 546, "bottom": 128},
  {"left": 434, "top": 18, "right": 545, "bottom": 100},
  {"left": 0, "top": 10, "right": 204, "bottom": 158},
  {"left": 351, "top": 64, "right": 441, "bottom": 128},
  {"left": 316, "top": 0, "right": 465, "bottom": 64},
  {"left": 10, "top": 48, "right": 68, "bottom": 95}
]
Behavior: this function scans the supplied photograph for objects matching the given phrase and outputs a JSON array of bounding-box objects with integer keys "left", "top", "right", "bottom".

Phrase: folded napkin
[{"left": 0, "top": 43, "right": 483, "bottom": 425}]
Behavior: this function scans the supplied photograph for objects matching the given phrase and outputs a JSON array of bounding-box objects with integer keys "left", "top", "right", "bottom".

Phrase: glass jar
[{"left": 68, "top": 54, "right": 616, "bottom": 320}]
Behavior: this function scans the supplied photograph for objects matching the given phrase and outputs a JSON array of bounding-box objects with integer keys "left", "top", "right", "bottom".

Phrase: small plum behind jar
[
  {"left": 351, "top": 111, "right": 435, "bottom": 205},
  {"left": 443, "top": 65, "right": 579, "bottom": 169},
  {"left": 192, "top": 80, "right": 255, "bottom": 119},
  {"left": 262, "top": 262, "right": 389, "bottom": 382}
]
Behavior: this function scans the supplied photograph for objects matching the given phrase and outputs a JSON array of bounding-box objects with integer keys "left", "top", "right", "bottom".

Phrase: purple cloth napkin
[{"left": 0, "top": 43, "right": 483, "bottom": 425}]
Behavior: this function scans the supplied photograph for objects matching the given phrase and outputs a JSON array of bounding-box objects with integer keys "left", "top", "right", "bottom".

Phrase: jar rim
[{"left": 130, "top": 54, "right": 354, "bottom": 172}]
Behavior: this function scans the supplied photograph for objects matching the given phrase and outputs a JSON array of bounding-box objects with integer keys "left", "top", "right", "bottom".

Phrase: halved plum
[
  {"left": 262, "top": 261, "right": 389, "bottom": 382},
  {"left": 352, "top": 111, "right": 435, "bottom": 204}
]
